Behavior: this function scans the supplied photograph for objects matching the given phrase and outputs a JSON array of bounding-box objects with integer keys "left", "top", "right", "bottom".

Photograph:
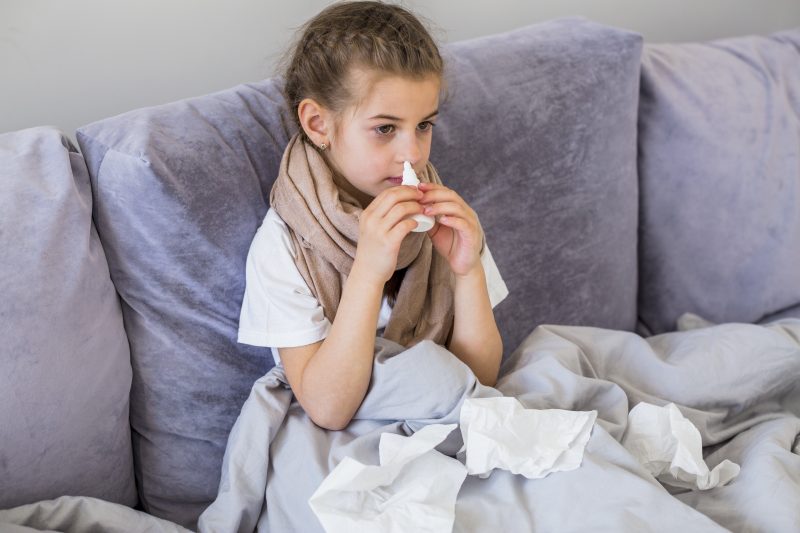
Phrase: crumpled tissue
[
  {"left": 459, "top": 397, "right": 597, "bottom": 479},
  {"left": 621, "top": 402, "right": 740, "bottom": 490},
  {"left": 308, "top": 423, "right": 467, "bottom": 533}
]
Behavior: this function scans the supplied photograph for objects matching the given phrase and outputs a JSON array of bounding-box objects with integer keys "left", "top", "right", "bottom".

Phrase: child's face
[{"left": 325, "top": 69, "right": 441, "bottom": 206}]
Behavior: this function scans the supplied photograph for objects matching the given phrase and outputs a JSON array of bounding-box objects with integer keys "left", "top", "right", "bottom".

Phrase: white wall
[{"left": 2, "top": 0, "right": 799, "bottom": 140}]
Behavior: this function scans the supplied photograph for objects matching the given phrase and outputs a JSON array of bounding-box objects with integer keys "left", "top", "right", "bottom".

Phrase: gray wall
[{"left": 2, "top": 0, "right": 800, "bottom": 139}]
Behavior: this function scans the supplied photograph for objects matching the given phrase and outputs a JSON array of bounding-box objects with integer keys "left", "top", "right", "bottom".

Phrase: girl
[{"left": 238, "top": 1, "right": 508, "bottom": 431}]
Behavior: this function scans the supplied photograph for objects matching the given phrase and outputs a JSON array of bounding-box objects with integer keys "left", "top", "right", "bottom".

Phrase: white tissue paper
[
  {"left": 459, "top": 397, "right": 597, "bottom": 479},
  {"left": 308, "top": 423, "right": 467, "bottom": 533},
  {"left": 621, "top": 402, "right": 740, "bottom": 490}
]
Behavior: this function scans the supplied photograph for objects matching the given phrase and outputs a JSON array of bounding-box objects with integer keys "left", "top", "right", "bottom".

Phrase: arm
[
  {"left": 279, "top": 262, "right": 382, "bottom": 430},
  {"left": 280, "top": 186, "right": 425, "bottom": 430},
  {"left": 419, "top": 182, "right": 502, "bottom": 386},
  {"left": 448, "top": 263, "right": 502, "bottom": 386}
]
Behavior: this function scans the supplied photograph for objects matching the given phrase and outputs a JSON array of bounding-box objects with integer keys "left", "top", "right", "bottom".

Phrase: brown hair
[
  {"left": 280, "top": 1, "right": 445, "bottom": 306},
  {"left": 280, "top": 1, "right": 445, "bottom": 145}
]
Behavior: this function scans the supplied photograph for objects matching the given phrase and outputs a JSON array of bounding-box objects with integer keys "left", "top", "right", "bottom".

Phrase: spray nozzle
[
  {"left": 402, "top": 161, "right": 420, "bottom": 186},
  {"left": 400, "top": 161, "right": 433, "bottom": 232}
]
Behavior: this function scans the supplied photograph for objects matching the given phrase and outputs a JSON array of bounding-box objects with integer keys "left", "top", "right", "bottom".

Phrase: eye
[
  {"left": 375, "top": 124, "right": 395, "bottom": 136},
  {"left": 417, "top": 121, "right": 436, "bottom": 132}
]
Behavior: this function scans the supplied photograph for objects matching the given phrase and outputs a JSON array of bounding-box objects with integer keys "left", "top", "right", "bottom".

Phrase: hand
[
  {"left": 353, "top": 185, "right": 425, "bottom": 285},
  {"left": 418, "top": 182, "right": 483, "bottom": 277}
]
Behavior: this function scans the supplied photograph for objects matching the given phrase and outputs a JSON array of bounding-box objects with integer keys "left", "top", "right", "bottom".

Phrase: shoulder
[
  {"left": 238, "top": 208, "right": 330, "bottom": 350},
  {"left": 244, "top": 208, "right": 311, "bottom": 293},
  {"left": 253, "top": 208, "right": 291, "bottom": 247},
  {"left": 250, "top": 208, "right": 296, "bottom": 258}
]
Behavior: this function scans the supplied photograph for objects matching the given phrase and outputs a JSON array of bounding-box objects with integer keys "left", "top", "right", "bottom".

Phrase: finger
[
  {"left": 422, "top": 201, "right": 470, "bottom": 218},
  {"left": 368, "top": 187, "right": 420, "bottom": 219},
  {"left": 417, "top": 182, "right": 452, "bottom": 198},
  {"left": 387, "top": 218, "right": 420, "bottom": 243},
  {"left": 381, "top": 200, "right": 425, "bottom": 230},
  {"left": 419, "top": 187, "right": 465, "bottom": 205},
  {"left": 369, "top": 186, "right": 424, "bottom": 218},
  {"left": 436, "top": 214, "right": 472, "bottom": 234},
  {"left": 427, "top": 220, "right": 444, "bottom": 238},
  {"left": 417, "top": 182, "right": 445, "bottom": 191}
]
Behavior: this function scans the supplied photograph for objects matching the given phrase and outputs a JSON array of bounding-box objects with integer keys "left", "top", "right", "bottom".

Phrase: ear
[{"left": 297, "top": 98, "right": 333, "bottom": 147}]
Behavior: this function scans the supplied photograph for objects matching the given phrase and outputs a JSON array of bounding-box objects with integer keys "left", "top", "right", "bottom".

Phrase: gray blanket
[
  {"left": 0, "top": 496, "right": 192, "bottom": 532},
  {"left": 2, "top": 320, "right": 797, "bottom": 532},
  {"left": 199, "top": 319, "right": 800, "bottom": 533}
]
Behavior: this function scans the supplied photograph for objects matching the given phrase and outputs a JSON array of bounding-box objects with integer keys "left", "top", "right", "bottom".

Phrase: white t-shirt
[{"left": 238, "top": 208, "right": 509, "bottom": 365}]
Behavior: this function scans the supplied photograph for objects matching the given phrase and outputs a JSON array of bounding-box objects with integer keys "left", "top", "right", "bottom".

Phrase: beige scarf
[{"left": 269, "top": 133, "right": 454, "bottom": 347}]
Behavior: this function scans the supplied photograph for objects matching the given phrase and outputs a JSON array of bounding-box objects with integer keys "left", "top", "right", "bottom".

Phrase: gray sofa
[{"left": 1, "top": 17, "right": 798, "bottom": 531}]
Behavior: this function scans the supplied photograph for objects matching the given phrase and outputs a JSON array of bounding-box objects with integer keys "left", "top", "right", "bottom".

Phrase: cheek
[
  {"left": 364, "top": 154, "right": 389, "bottom": 178},
  {"left": 341, "top": 135, "right": 394, "bottom": 178},
  {"left": 361, "top": 143, "right": 391, "bottom": 167},
  {"left": 422, "top": 135, "right": 434, "bottom": 155}
]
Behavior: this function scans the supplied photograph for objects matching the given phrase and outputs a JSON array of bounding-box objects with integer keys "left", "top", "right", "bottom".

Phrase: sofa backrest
[
  {"left": 0, "top": 127, "right": 136, "bottom": 509},
  {"left": 77, "top": 80, "right": 291, "bottom": 524},
  {"left": 432, "top": 18, "right": 642, "bottom": 352},
  {"left": 637, "top": 27, "right": 800, "bottom": 334},
  {"left": 76, "top": 18, "right": 642, "bottom": 527}
]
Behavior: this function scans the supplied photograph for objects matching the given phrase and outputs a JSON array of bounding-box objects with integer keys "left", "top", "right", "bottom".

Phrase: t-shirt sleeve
[
  {"left": 480, "top": 243, "right": 509, "bottom": 309},
  {"left": 237, "top": 209, "right": 331, "bottom": 348},
  {"left": 238, "top": 211, "right": 508, "bottom": 353}
]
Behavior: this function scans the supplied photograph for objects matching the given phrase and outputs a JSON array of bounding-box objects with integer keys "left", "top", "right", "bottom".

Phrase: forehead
[{"left": 347, "top": 68, "right": 441, "bottom": 120}]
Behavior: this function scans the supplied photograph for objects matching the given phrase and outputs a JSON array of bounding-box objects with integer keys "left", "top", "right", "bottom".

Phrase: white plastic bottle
[{"left": 402, "top": 161, "right": 434, "bottom": 232}]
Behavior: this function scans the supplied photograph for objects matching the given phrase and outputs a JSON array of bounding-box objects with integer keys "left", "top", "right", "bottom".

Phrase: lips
[{"left": 387, "top": 177, "right": 402, "bottom": 185}]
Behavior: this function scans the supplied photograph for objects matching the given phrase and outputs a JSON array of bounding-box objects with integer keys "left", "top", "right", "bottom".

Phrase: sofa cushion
[
  {"left": 76, "top": 17, "right": 642, "bottom": 528},
  {"left": 76, "top": 82, "right": 290, "bottom": 527},
  {"left": 432, "top": 18, "right": 642, "bottom": 352},
  {"left": 637, "top": 28, "right": 800, "bottom": 334},
  {"left": 0, "top": 127, "right": 136, "bottom": 509},
  {"left": 758, "top": 303, "right": 800, "bottom": 324}
]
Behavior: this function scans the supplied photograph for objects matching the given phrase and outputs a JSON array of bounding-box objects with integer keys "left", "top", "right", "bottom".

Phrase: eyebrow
[{"left": 368, "top": 110, "right": 439, "bottom": 121}]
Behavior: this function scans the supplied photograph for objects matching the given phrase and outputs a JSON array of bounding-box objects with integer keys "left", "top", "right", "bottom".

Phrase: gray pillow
[
  {"left": 0, "top": 127, "right": 136, "bottom": 509},
  {"left": 76, "top": 17, "right": 642, "bottom": 528},
  {"left": 76, "top": 81, "right": 293, "bottom": 527},
  {"left": 758, "top": 302, "right": 800, "bottom": 324},
  {"left": 637, "top": 28, "right": 800, "bottom": 334},
  {"left": 432, "top": 18, "right": 643, "bottom": 352}
]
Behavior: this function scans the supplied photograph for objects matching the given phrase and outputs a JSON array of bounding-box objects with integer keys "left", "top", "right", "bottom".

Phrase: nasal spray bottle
[{"left": 402, "top": 161, "right": 434, "bottom": 232}]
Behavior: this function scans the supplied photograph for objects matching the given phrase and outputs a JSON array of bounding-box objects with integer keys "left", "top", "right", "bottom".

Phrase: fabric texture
[
  {"left": 759, "top": 302, "right": 800, "bottom": 323},
  {"left": 76, "top": 79, "right": 294, "bottom": 528},
  {"left": 237, "top": 207, "right": 508, "bottom": 365},
  {"left": 0, "top": 496, "right": 191, "bottom": 533},
  {"left": 431, "top": 18, "right": 643, "bottom": 353},
  {"left": 270, "top": 134, "right": 454, "bottom": 347},
  {"left": 199, "top": 320, "right": 800, "bottom": 532},
  {"left": 0, "top": 127, "right": 136, "bottom": 509},
  {"left": 75, "top": 18, "right": 642, "bottom": 528},
  {"left": 637, "top": 27, "right": 800, "bottom": 334}
]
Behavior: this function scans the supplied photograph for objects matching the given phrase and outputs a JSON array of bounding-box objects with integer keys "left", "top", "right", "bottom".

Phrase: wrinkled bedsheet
[
  {"left": 0, "top": 496, "right": 192, "bottom": 532},
  {"left": 199, "top": 319, "right": 800, "bottom": 533},
  {"left": 2, "top": 319, "right": 798, "bottom": 533}
]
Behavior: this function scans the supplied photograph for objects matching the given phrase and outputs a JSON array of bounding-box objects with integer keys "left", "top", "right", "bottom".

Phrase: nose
[{"left": 399, "top": 134, "right": 423, "bottom": 167}]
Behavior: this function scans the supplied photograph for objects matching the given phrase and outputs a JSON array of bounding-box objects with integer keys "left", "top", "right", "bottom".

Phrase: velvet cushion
[
  {"left": 76, "top": 17, "right": 642, "bottom": 528},
  {"left": 0, "top": 127, "right": 136, "bottom": 509},
  {"left": 76, "top": 82, "right": 291, "bottom": 527},
  {"left": 432, "top": 18, "right": 642, "bottom": 352},
  {"left": 758, "top": 302, "right": 800, "bottom": 324},
  {"left": 637, "top": 28, "right": 800, "bottom": 334}
]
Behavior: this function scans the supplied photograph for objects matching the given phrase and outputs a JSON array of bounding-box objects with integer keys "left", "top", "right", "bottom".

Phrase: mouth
[{"left": 386, "top": 176, "right": 403, "bottom": 185}]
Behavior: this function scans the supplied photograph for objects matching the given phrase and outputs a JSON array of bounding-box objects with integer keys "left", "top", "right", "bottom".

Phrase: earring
[{"left": 319, "top": 143, "right": 328, "bottom": 151}]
